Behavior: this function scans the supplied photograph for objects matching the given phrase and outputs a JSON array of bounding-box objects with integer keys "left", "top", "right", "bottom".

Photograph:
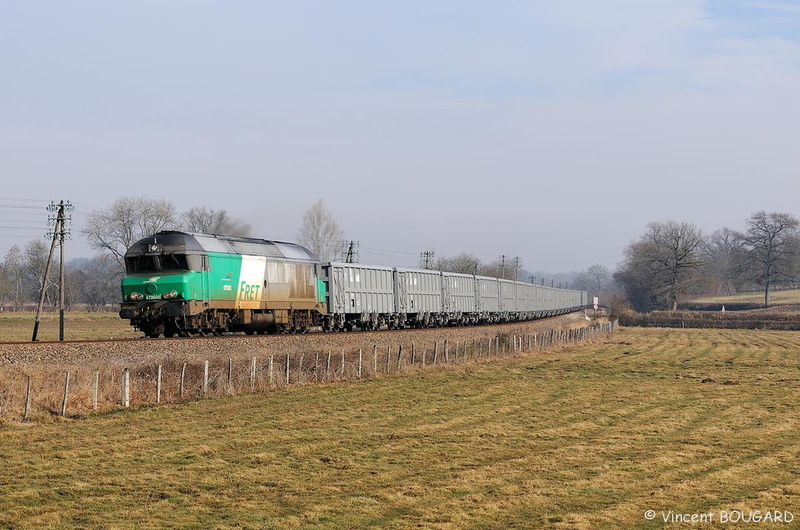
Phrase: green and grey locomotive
[{"left": 119, "top": 231, "right": 327, "bottom": 337}]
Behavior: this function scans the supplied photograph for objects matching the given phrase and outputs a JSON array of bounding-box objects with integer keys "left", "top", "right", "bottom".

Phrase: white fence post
[{"left": 121, "top": 368, "right": 130, "bottom": 408}]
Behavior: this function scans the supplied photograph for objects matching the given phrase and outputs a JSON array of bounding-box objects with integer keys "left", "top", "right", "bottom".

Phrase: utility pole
[
  {"left": 500, "top": 255, "right": 507, "bottom": 279},
  {"left": 513, "top": 256, "right": 521, "bottom": 281},
  {"left": 32, "top": 200, "right": 72, "bottom": 341},
  {"left": 343, "top": 241, "right": 358, "bottom": 263},
  {"left": 420, "top": 251, "right": 434, "bottom": 270}
]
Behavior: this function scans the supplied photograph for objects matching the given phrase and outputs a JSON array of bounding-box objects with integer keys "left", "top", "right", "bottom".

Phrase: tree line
[
  {"left": 0, "top": 197, "right": 253, "bottom": 311},
  {"left": 614, "top": 211, "right": 800, "bottom": 312},
  {"left": 4, "top": 195, "right": 788, "bottom": 315}
]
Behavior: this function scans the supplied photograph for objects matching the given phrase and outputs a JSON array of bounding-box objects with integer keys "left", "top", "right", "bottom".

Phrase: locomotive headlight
[
  {"left": 162, "top": 290, "right": 179, "bottom": 300},
  {"left": 129, "top": 292, "right": 144, "bottom": 301}
]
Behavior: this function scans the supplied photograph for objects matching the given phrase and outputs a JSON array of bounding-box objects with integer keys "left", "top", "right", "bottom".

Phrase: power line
[{"left": 359, "top": 243, "right": 420, "bottom": 256}]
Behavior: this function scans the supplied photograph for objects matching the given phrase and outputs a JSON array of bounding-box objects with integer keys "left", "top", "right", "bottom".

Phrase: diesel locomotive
[{"left": 119, "top": 231, "right": 588, "bottom": 337}]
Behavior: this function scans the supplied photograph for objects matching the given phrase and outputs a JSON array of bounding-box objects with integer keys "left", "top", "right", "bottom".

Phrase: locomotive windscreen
[
  {"left": 125, "top": 254, "right": 190, "bottom": 273},
  {"left": 126, "top": 255, "right": 158, "bottom": 273}
]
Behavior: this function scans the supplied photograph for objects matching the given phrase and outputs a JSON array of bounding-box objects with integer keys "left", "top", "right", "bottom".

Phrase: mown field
[
  {"left": 0, "top": 311, "right": 137, "bottom": 342},
  {"left": 689, "top": 289, "right": 800, "bottom": 306},
  {"left": 1, "top": 327, "right": 799, "bottom": 529}
]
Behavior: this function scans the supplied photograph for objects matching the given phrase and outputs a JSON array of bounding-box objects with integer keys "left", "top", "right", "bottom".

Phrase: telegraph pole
[
  {"left": 32, "top": 201, "right": 72, "bottom": 341},
  {"left": 344, "top": 241, "right": 359, "bottom": 263},
  {"left": 420, "top": 251, "right": 434, "bottom": 270}
]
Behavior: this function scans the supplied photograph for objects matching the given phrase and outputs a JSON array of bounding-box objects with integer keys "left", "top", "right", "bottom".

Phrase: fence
[{"left": 1, "top": 320, "right": 618, "bottom": 422}]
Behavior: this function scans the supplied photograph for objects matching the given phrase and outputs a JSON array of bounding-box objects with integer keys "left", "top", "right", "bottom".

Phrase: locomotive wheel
[{"left": 142, "top": 323, "right": 165, "bottom": 339}]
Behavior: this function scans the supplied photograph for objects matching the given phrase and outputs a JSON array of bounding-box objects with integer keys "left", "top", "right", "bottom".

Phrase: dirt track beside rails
[{"left": 1, "top": 313, "right": 597, "bottom": 367}]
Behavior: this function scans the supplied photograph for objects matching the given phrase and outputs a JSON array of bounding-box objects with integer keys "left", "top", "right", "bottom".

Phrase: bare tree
[
  {"left": 434, "top": 253, "right": 482, "bottom": 274},
  {"left": 480, "top": 257, "right": 522, "bottom": 280},
  {"left": 573, "top": 264, "right": 614, "bottom": 300},
  {"left": 615, "top": 221, "right": 704, "bottom": 311},
  {"left": 740, "top": 211, "right": 800, "bottom": 307},
  {"left": 24, "top": 239, "right": 55, "bottom": 307},
  {"left": 297, "top": 200, "right": 345, "bottom": 261},
  {"left": 181, "top": 206, "right": 251, "bottom": 236},
  {"left": 68, "top": 254, "right": 122, "bottom": 311},
  {"left": 0, "top": 245, "right": 25, "bottom": 310},
  {"left": 702, "top": 228, "right": 747, "bottom": 296},
  {"left": 83, "top": 196, "right": 179, "bottom": 267}
]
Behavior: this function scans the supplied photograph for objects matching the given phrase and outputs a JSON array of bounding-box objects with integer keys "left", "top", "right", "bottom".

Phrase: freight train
[{"left": 119, "top": 231, "right": 588, "bottom": 337}]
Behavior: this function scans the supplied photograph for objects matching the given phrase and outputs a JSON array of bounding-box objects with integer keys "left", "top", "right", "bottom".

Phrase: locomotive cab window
[
  {"left": 161, "top": 253, "right": 189, "bottom": 271},
  {"left": 125, "top": 253, "right": 199, "bottom": 273},
  {"left": 125, "top": 255, "right": 159, "bottom": 273}
]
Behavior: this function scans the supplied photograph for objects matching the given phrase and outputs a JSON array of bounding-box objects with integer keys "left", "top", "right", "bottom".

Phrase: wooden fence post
[
  {"left": 121, "top": 368, "right": 130, "bottom": 408},
  {"left": 445, "top": 340, "right": 449, "bottom": 363},
  {"left": 386, "top": 345, "right": 391, "bottom": 373},
  {"left": 157, "top": 364, "right": 162, "bottom": 404},
  {"left": 180, "top": 363, "right": 186, "bottom": 399},
  {"left": 422, "top": 344, "right": 427, "bottom": 368},
  {"left": 358, "top": 348, "right": 363, "bottom": 379},
  {"left": 93, "top": 370, "right": 99, "bottom": 411},
  {"left": 285, "top": 353, "right": 290, "bottom": 385},
  {"left": 251, "top": 357, "right": 257, "bottom": 391},
  {"left": 23, "top": 375, "right": 32, "bottom": 421},
  {"left": 326, "top": 351, "right": 332, "bottom": 380},
  {"left": 228, "top": 358, "right": 233, "bottom": 393},
  {"left": 298, "top": 354, "right": 304, "bottom": 384},
  {"left": 61, "top": 371, "right": 70, "bottom": 417},
  {"left": 269, "top": 355, "right": 274, "bottom": 387},
  {"left": 433, "top": 342, "right": 438, "bottom": 364},
  {"left": 373, "top": 345, "right": 377, "bottom": 374},
  {"left": 203, "top": 360, "right": 209, "bottom": 396},
  {"left": 341, "top": 349, "right": 345, "bottom": 378}
]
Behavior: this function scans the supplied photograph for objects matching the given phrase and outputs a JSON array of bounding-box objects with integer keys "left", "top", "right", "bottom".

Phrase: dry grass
[
  {"left": 689, "top": 289, "right": 800, "bottom": 306},
  {"left": 0, "top": 311, "right": 137, "bottom": 342},
  {"left": 1, "top": 327, "right": 799, "bottom": 528}
]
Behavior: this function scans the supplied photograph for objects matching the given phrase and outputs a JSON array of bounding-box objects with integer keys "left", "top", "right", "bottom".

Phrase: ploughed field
[{"left": 1, "top": 326, "right": 799, "bottom": 528}]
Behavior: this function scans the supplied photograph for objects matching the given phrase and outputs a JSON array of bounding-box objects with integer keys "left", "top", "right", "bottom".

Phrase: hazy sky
[{"left": 1, "top": 1, "right": 798, "bottom": 272}]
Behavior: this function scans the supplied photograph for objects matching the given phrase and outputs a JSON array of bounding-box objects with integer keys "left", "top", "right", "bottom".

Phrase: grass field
[
  {"left": 1, "top": 327, "right": 799, "bottom": 528},
  {"left": 689, "top": 289, "right": 800, "bottom": 306},
  {"left": 0, "top": 311, "right": 137, "bottom": 342}
]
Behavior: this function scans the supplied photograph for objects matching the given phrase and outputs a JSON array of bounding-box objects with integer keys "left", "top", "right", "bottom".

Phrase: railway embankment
[{"left": 0, "top": 314, "right": 616, "bottom": 423}]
